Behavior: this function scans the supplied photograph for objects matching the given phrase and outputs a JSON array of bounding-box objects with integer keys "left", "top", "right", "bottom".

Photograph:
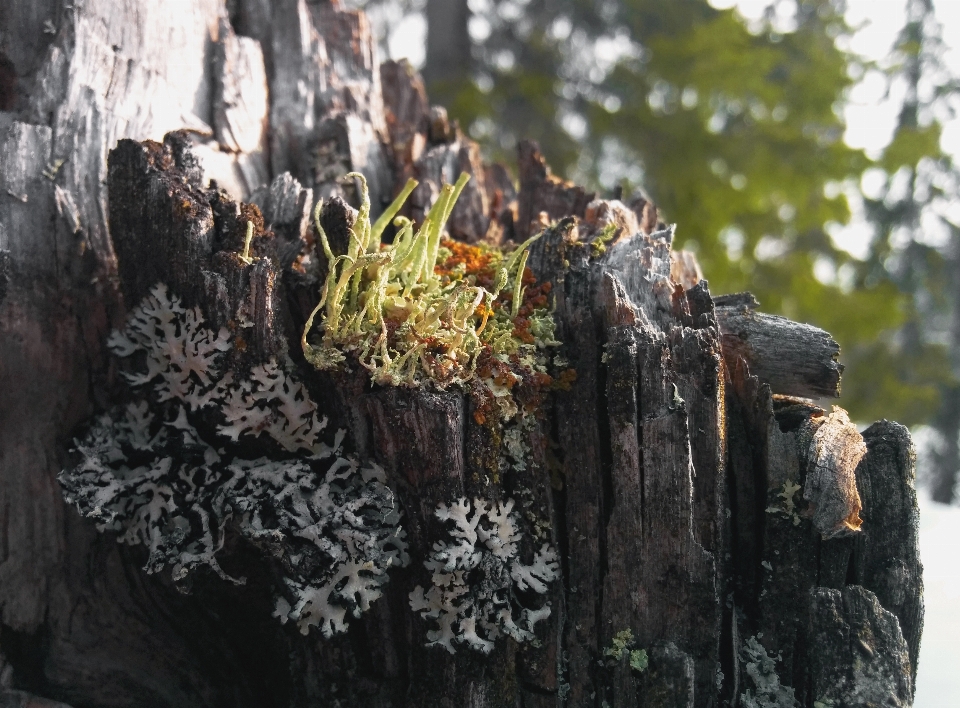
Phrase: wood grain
[{"left": 0, "top": 1, "right": 923, "bottom": 705}]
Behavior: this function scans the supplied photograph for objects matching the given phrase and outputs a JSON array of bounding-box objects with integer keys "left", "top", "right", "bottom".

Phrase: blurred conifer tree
[
  {"left": 351, "top": 0, "right": 960, "bottom": 500},
  {"left": 854, "top": 0, "right": 960, "bottom": 501}
]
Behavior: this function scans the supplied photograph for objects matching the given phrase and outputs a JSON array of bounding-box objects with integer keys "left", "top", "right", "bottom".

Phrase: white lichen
[
  {"left": 409, "top": 497, "right": 559, "bottom": 654},
  {"left": 501, "top": 425, "right": 528, "bottom": 473},
  {"left": 739, "top": 635, "right": 799, "bottom": 708},
  {"left": 217, "top": 358, "right": 331, "bottom": 457},
  {"left": 765, "top": 479, "right": 803, "bottom": 526},
  {"left": 220, "top": 455, "right": 408, "bottom": 637},
  {"left": 107, "top": 283, "right": 232, "bottom": 411},
  {"left": 60, "top": 282, "right": 407, "bottom": 636}
]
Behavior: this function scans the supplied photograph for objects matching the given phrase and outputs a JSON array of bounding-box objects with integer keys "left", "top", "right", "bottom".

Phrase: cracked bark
[{"left": 0, "top": 1, "right": 922, "bottom": 706}]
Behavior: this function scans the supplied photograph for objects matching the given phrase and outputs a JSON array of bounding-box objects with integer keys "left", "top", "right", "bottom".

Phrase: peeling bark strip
[
  {"left": 0, "top": 1, "right": 922, "bottom": 707},
  {"left": 805, "top": 407, "right": 867, "bottom": 538}
]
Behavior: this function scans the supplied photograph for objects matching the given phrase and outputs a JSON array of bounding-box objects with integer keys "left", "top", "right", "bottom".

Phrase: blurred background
[{"left": 342, "top": 0, "right": 959, "bottom": 702}]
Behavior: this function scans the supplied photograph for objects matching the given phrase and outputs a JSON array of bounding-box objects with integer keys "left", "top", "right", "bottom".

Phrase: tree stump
[{"left": 0, "top": 1, "right": 922, "bottom": 706}]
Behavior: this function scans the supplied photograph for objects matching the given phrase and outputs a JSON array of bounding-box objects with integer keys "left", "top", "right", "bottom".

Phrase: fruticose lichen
[
  {"left": 59, "top": 283, "right": 408, "bottom": 637},
  {"left": 302, "top": 174, "right": 571, "bottom": 576},
  {"left": 409, "top": 497, "right": 560, "bottom": 654},
  {"left": 302, "top": 172, "right": 561, "bottom": 403}
]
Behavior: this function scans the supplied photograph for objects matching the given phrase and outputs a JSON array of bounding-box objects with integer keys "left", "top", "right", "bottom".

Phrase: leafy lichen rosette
[
  {"left": 59, "top": 283, "right": 408, "bottom": 637},
  {"left": 409, "top": 497, "right": 559, "bottom": 654}
]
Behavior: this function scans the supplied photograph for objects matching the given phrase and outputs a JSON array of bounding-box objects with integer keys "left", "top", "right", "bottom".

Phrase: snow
[{"left": 914, "top": 491, "right": 960, "bottom": 707}]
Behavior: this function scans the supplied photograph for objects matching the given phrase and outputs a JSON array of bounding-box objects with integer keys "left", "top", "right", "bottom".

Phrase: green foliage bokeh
[{"left": 358, "top": 0, "right": 958, "bottom": 434}]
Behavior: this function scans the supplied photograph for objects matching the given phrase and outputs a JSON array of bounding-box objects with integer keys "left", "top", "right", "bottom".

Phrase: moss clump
[{"left": 302, "top": 172, "right": 560, "bottom": 399}]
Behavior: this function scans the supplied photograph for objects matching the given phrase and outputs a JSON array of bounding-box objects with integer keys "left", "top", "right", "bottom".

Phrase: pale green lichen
[
  {"left": 765, "top": 479, "right": 803, "bottom": 526},
  {"left": 604, "top": 629, "right": 632, "bottom": 660},
  {"left": 590, "top": 222, "right": 618, "bottom": 257},
  {"left": 239, "top": 220, "right": 255, "bottom": 264},
  {"left": 301, "top": 172, "right": 552, "bottom": 389},
  {"left": 603, "top": 628, "right": 648, "bottom": 673},
  {"left": 630, "top": 648, "right": 649, "bottom": 673}
]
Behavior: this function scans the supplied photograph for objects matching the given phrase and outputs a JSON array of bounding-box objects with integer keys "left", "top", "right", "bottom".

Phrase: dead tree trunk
[{"left": 0, "top": 2, "right": 922, "bottom": 707}]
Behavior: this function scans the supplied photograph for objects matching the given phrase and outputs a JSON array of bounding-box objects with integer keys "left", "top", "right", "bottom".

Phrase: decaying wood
[
  {"left": 807, "top": 586, "right": 913, "bottom": 706},
  {"left": 804, "top": 407, "right": 866, "bottom": 539},
  {"left": 408, "top": 137, "right": 492, "bottom": 244},
  {"left": 516, "top": 140, "right": 596, "bottom": 240},
  {"left": 0, "top": 1, "right": 923, "bottom": 706},
  {"left": 853, "top": 421, "right": 924, "bottom": 683},
  {"left": 380, "top": 59, "right": 430, "bottom": 178},
  {"left": 715, "top": 292, "right": 843, "bottom": 399},
  {"left": 723, "top": 358, "right": 922, "bottom": 708}
]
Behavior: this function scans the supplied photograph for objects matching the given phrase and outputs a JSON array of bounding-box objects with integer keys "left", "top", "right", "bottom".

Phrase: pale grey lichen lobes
[
  {"left": 739, "top": 635, "right": 799, "bottom": 708},
  {"left": 59, "top": 283, "right": 408, "bottom": 637},
  {"left": 106, "top": 283, "right": 233, "bottom": 411},
  {"left": 107, "top": 283, "right": 332, "bottom": 457},
  {"left": 410, "top": 497, "right": 559, "bottom": 654}
]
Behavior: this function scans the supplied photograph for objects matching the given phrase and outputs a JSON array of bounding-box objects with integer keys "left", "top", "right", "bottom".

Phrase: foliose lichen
[
  {"left": 59, "top": 283, "right": 408, "bottom": 637},
  {"left": 603, "top": 628, "right": 648, "bottom": 673},
  {"left": 739, "top": 635, "right": 799, "bottom": 708},
  {"left": 765, "top": 479, "right": 803, "bottom": 527},
  {"left": 409, "top": 497, "right": 560, "bottom": 654}
]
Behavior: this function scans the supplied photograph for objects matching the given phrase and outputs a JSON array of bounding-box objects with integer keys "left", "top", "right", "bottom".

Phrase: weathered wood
[
  {"left": 516, "top": 140, "right": 595, "bottom": 240},
  {"left": 806, "top": 586, "right": 913, "bottom": 706},
  {"left": 380, "top": 59, "right": 430, "bottom": 180},
  {"left": 520, "top": 214, "right": 724, "bottom": 706},
  {"left": 268, "top": 0, "right": 391, "bottom": 208},
  {"left": 408, "top": 138, "right": 492, "bottom": 243},
  {"left": 852, "top": 421, "right": 923, "bottom": 682},
  {"left": 0, "top": 689, "right": 75, "bottom": 708},
  {"left": 716, "top": 293, "right": 843, "bottom": 399},
  {"left": 724, "top": 352, "right": 923, "bottom": 706},
  {"left": 209, "top": 16, "right": 270, "bottom": 196},
  {"left": 0, "top": 1, "right": 924, "bottom": 706},
  {"left": 1, "top": 2, "right": 235, "bottom": 699},
  {"left": 805, "top": 407, "right": 866, "bottom": 539},
  {"left": 551, "top": 268, "right": 606, "bottom": 706}
]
